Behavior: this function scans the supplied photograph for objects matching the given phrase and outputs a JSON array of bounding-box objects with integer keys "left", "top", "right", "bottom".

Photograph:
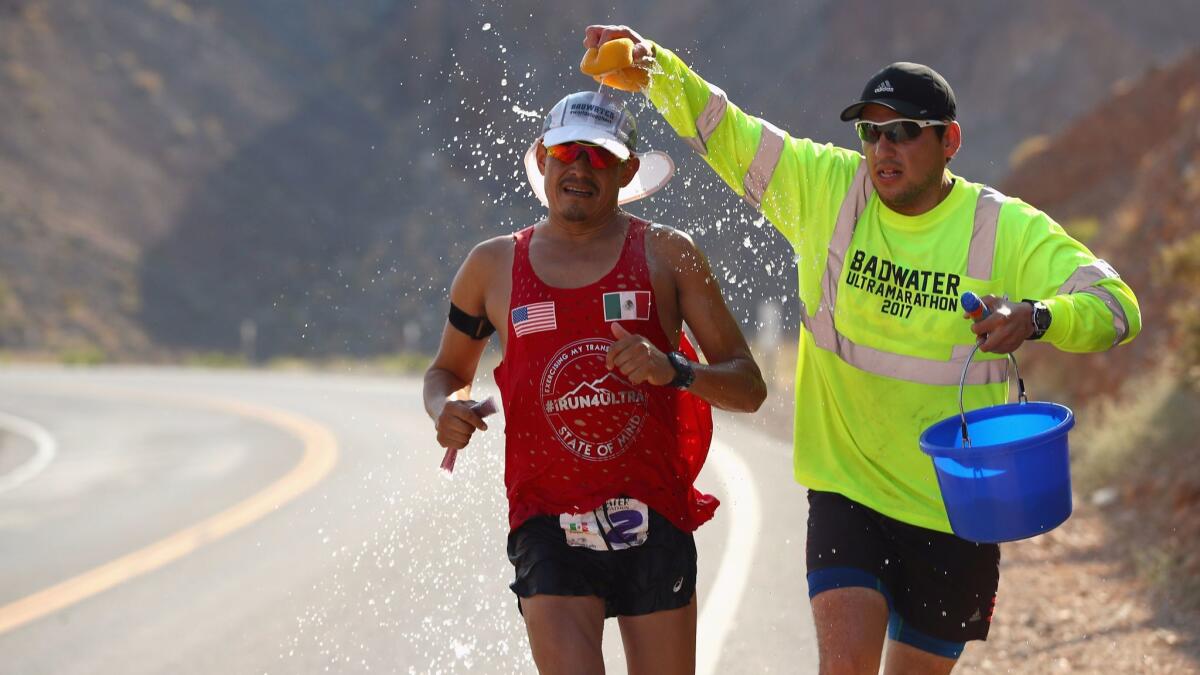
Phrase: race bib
[{"left": 559, "top": 498, "right": 649, "bottom": 551}]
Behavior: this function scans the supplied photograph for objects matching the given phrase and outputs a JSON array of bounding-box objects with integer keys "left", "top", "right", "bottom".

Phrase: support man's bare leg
[
  {"left": 811, "top": 587, "right": 889, "bottom": 675},
  {"left": 617, "top": 593, "right": 697, "bottom": 675},
  {"left": 520, "top": 595, "right": 606, "bottom": 675}
]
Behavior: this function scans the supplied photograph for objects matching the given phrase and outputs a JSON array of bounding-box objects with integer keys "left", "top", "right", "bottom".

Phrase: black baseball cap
[{"left": 839, "top": 62, "right": 956, "bottom": 122}]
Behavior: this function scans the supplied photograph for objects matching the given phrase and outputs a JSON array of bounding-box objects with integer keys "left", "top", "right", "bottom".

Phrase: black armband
[{"left": 448, "top": 302, "right": 495, "bottom": 339}]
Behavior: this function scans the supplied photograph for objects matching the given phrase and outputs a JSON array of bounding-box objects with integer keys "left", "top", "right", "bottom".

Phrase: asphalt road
[{"left": 0, "top": 367, "right": 816, "bottom": 674}]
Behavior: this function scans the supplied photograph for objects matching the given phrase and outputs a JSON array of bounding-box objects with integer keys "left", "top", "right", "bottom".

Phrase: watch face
[
  {"left": 1034, "top": 303, "right": 1051, "bottom": 330},
  {"left": 668, "top": 351, "right": 693, "bottom": 388}
]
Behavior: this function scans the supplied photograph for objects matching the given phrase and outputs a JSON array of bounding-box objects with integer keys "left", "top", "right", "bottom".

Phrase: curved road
[{"left": 0, "top": 367, "right": 815, "bottom": 674}]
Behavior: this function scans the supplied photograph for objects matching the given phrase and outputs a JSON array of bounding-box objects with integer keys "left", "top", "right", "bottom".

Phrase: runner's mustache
[{"left": 560, "top": 178, "right": 599, "bottom": 191}]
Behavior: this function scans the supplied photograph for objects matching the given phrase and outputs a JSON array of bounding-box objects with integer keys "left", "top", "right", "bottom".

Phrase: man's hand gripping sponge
[{"left": 580, "top": 38, "right": 649, "bottom": 92}]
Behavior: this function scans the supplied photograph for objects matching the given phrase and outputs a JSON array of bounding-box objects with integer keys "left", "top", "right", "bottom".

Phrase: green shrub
[
  {"left": 59, "top": 346, "right": 107, "bottom": 366},
  {"left": 185, "top": 351, "right": 248, "bottom": 368}
]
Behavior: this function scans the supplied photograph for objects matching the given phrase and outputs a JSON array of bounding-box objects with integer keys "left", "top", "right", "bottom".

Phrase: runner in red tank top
[
  {"left": 424, "top": 90, "right": 766, "bottom": 675},
  {"left": 497, "top": 216, "right": 718, "bottom": 534}
]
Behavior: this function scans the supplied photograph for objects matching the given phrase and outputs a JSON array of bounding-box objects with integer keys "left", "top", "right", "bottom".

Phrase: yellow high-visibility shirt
[{"left": 645, "top": 45, "right": 1142, "bottom": 531}]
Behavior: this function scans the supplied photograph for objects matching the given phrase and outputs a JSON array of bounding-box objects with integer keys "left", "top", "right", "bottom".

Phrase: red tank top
[{"left": 494, "top": 217, "right": 718, "bottom": 532}]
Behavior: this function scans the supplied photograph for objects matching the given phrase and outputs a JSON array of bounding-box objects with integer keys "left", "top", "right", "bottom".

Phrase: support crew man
[{"left": 582, "top": 24, "right": 1142, "bottom": 675}]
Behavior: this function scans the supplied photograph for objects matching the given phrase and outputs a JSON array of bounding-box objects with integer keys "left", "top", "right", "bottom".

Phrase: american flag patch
[{"left": 511, "top": 301, "right": 557, "bottom": 337}]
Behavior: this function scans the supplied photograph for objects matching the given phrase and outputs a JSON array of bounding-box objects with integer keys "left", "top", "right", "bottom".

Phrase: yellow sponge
[
  {"left": 580, "top": 39, "right": 649, "bottom": 92},
  {"left": 580, "top": 38, "right": 636, "bottom": 76},
  {"left": 592, "top": 68, "right": 649, "bottom": 92}
]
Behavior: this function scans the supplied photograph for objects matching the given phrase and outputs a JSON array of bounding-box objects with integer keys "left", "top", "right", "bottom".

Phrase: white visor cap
[{"left": 524, "top": 90, "right": 674, "bottom": 206}]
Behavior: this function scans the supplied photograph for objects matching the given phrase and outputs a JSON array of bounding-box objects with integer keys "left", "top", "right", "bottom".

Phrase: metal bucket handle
[{"left": 957, "top": 343, "right": 1027, "bottom": 448}]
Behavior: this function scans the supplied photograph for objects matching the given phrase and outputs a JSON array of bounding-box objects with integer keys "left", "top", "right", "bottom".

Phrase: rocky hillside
[
  {"left": 1000, "top": 49, "right": 1200, "bottom": 401},
  {"left": 1, "top": 0, "right": 1198, "bottom": 359}
]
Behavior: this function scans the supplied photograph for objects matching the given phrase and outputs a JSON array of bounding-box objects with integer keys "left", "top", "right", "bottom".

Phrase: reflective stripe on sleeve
[
  {"left": 743, "top": 121, "right": 786, "bottom": 209},
  {"left": 685, "top": 84, "right": 729, "bottom": 156},
  {"left": 1057, "top": 260, "right": 1130, "bottom": 345}
]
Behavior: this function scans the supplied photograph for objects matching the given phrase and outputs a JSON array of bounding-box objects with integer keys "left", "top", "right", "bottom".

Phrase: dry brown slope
[
  {"left": 1000, "top": 49, "right": 1200, "bottom": 401},
  {"left": 0, "top": 0, "right": 296, "bottom": 357}
]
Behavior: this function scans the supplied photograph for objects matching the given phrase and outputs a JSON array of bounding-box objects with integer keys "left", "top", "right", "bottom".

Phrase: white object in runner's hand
[{"left": 439, "top": 397, "right": 498, "bottom": 473}]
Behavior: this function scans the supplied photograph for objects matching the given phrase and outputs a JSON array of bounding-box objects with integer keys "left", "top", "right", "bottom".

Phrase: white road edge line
[
  {"left": 697, "top": 437, "right": 762, "bottom": 675},
  {"left": 0, "top": 411, "right": 57, "bottom": 496}
]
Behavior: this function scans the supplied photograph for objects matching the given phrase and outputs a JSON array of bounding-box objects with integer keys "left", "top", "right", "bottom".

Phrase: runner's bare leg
[
  {"left": 617, "top": 593, "right": 697, "bottom": 675},
  {"left": 520, "top": 595, "right": 606, "bottom": 675}
]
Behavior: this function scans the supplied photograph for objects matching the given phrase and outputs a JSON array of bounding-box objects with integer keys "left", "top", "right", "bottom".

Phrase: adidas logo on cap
[{"left": 874, "top": 80, "right": 894, "bottom": 94}]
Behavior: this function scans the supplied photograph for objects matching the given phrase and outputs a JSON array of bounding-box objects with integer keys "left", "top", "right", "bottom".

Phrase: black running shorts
[
  {"left": 507, "top": 507, "right": 697, "bottom": 618},
  {"left": 806, "top": 490, "right": 1000, "bottom": 648}
]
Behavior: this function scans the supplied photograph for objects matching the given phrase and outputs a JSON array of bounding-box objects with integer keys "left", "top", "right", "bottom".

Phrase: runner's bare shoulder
[
  {"left": 643, "top": 222, "right": 707, "bottom": 276},
  {"left": 457, "top": 233, "right": 518, "bottom": 285}
]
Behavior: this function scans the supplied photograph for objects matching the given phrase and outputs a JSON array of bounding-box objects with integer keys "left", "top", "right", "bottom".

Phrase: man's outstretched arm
[{"left": 588, "top": 26, "right": 863, "bottom": 236}]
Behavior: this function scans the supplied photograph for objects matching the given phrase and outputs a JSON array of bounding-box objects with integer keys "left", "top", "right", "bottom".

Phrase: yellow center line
[{"left": 0, "top": 389, "right": 339, "bottom": 635}]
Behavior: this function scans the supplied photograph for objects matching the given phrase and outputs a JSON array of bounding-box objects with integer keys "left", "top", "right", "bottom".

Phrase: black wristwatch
[
  {"left": 666, "top": 351, "right": 695, "bottom": 389},
  {"left": 1023, "top": 299, "right": 1052, "bottom": 340}
]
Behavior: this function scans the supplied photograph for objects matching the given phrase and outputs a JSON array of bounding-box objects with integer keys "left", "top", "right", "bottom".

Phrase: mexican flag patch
[{"left": 602, "top": 291, "right": 651, "bottom": 321}]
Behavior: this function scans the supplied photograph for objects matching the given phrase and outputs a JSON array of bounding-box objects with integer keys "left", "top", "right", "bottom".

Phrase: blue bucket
[{"left": 919, "top": 349, "right": 1075, "bottom": 543}]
